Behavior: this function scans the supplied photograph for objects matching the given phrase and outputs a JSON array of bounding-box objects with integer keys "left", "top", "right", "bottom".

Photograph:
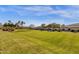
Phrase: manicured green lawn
[{"left": 0, "top": 29, "right": 79, "bottom": 54}]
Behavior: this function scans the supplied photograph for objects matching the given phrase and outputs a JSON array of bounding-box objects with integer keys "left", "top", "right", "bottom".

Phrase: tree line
[
  {"left": 3, "top": 20, "right": 25, "bottom": 28},
  {"left": 29, "top": 23, "right": 65, "bottom": 29},
  {"left": 0, "top": 20, "right": 66, "bottom": 32},
  {"left": 0, "top": 20, "right": 25, "bottom": 32}
]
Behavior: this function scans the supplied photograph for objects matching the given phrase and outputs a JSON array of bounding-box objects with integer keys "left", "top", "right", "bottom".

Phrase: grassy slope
[{"left": 0, "top": 29, "right": 79, "bottom": 54}]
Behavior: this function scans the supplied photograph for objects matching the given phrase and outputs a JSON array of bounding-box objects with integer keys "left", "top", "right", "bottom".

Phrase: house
[{"left": 66, "top": 23, "right": 79, "bottom": 30}]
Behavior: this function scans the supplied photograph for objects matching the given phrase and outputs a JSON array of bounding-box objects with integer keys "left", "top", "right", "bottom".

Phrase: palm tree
[
  {"left": 20, "top": 21, "right": 25, "bottom": 27},
  {"left": 15, "top": 21, "right": 25, "bottom": 28},
  {"left": 15, "top": 21, "right": 21, "bottom": 28},
  {"left": 8, "top": 20, "right": 14, "bottom": 27},
  {"left": 8, "top": 20, "right": 12, "bottom": 24}
]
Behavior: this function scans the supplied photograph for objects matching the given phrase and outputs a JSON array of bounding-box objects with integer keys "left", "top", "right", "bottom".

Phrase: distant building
[{"left": 66, "top": 24, "right": 79, "bottom": 30}]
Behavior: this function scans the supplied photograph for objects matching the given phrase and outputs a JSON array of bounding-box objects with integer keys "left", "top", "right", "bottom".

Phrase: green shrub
[{"left": 2, "top": 27, "right": 14, "bottom": 32}]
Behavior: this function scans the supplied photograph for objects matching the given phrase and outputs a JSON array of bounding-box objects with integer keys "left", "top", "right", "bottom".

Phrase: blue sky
[{"left": 0, "top": 5, "right": 79, "bottom": 26}]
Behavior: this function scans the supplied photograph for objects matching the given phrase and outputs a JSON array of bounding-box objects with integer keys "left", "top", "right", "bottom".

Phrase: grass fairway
[{"left": 0, "top": 29, "right": 79, "bottom": 54}]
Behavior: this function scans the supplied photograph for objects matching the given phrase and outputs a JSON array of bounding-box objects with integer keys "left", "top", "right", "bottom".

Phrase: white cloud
[
  {"left": 21, "top": 6, "right": 73, "bottom": 18},
  {"left": 24, "top": 6, "right": 53, "bottom": 12},
  {"left": 0, "top": 5, "right": 79, "bottom": 20}
]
